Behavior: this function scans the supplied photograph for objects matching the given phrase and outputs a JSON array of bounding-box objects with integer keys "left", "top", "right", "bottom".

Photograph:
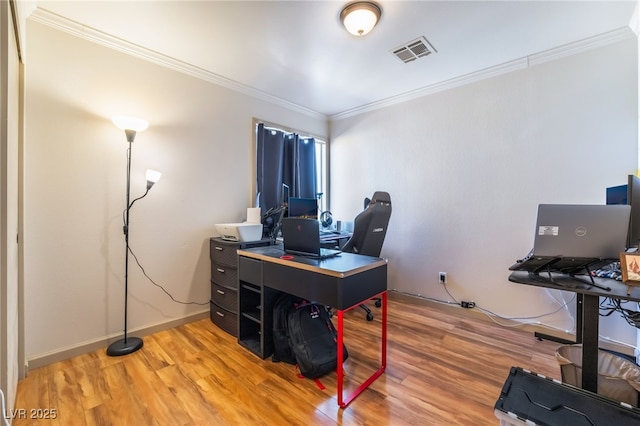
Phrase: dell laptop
[
  {"left": 282, "top": 218, "right": 341, "bottom": 259},
  {"left": 510, "top": 204, "right": 631, "bottom": 273}
]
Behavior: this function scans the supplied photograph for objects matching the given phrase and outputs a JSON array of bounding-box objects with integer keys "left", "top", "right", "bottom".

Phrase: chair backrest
[{"left": 341, "top": 191, "right": 392, "bottom": 257}]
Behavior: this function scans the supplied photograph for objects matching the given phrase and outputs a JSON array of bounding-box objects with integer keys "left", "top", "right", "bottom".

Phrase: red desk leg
[{"left": 337, "top": 291, "right": 387, "bottom": 408}]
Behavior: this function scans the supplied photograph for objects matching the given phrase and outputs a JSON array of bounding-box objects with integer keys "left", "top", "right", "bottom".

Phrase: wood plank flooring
[{"left": 13, "top": 293, "right": 562, "bottom": 425}]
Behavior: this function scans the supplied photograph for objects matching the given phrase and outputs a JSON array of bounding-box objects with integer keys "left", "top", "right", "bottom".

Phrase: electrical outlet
[{"left": 439, "top": 272, "right": 447, "bottom": 284}]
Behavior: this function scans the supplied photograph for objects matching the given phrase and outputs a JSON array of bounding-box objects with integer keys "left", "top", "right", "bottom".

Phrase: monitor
[
  {"left": 287, "top": 197, "right": 318, "bottom": 219},
  {"left": 628, "top": 174, "right": 640, "bottom": 249},
  {"left": 606, "top": 184, "right": 628, "bottom": 205},
  {"left": 606, "top": 174, "right": 640, "bottom": 249}
]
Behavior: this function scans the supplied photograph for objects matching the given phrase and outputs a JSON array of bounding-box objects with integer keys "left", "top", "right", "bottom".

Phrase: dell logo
[{"left": 575, "top": 226, "right": 587, "bottom": 237}]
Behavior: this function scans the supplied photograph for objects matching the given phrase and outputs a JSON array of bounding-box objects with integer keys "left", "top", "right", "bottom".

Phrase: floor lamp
[{"left": 107, "top": 116, "right": 161, "bottom": 357}]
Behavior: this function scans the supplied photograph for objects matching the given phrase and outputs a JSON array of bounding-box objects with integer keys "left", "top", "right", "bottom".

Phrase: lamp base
[{"left": 106, "top": 336, "right": 143, "bottom": 356}]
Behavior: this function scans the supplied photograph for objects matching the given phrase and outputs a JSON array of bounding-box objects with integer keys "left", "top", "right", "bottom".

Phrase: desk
[
  {"left": 237, "top": 246, "right": 387, "bottom": 408},
  {"left": 509, "top": 271, "right": 640, "bottom": 394}
]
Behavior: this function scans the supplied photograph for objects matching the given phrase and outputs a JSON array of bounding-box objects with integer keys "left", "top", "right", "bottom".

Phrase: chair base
[{"left": 359, "top": 297, "right": 382, "bottom": 321}]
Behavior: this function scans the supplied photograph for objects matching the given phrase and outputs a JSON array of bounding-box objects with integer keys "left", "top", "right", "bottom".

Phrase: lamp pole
[
  {"left": 107, "top": 117, "right": 156, "bottom": 357},
  {"left": 124, "top": 140, "right": 132, "bottom": 347},
  {"left": 107, "top": 129, "right": 143, "bottom": 356}
]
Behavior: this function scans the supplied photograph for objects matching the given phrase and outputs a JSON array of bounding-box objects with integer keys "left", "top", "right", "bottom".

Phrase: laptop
[
  {"left": 282, "top": 218, "right": 342, "bottom": 259},
  {"left": 510, "top": 204, "right": 631, "bottom": 273}
]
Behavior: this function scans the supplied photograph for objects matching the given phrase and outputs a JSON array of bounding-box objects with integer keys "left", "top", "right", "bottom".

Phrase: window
[
  {"left": 315, "top": 138, "right": 328, "bottom": 213},
  {"left": 253, "top": 121, "right": 328, "bottom": 232}
]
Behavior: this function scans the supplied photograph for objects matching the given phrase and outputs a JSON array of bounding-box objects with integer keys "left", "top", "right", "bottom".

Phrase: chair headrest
[{"left": 369, "top": 191, "right": 391, "bottom": 205}]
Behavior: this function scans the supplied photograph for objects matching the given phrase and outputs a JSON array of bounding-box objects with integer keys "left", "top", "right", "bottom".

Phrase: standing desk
[
  {"left": 509, "top": 271, "right": 640, "bottom": 394},
  {"left": 237, "top": 246, "right": 388, "bottom": 408}
]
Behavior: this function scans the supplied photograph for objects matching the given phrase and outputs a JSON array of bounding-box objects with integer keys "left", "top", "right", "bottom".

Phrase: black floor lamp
[{"left": 107, "top": 116, "right": 161, "bottom": 357}]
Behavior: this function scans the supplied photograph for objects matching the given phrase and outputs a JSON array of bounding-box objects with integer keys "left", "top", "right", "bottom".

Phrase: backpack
[
  {"left": 287, "top": 301, "right": 349, "bottom": 379},
  {"left": 271, "top": 293, "right": 301, "bottom": 364}
]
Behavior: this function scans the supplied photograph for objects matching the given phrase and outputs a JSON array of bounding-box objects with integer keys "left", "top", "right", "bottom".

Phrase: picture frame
[{"left": 619, "top": 252, "right": 640, "bottom": 295}]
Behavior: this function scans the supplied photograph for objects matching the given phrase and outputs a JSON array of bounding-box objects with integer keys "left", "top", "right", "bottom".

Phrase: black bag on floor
[
  {"left": 287, "top": 301, "right": 348, "bottom": 379},
  {"left": 271, "top": 293, "right": 301, "bottom": 364}
]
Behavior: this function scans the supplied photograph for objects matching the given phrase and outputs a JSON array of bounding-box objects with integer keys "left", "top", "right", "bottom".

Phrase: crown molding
[
  {"left": 29, "top": 7, "right": 327, "bottom": 121},
  {"left": 331, "top": 26, "right": 635, "bottom": 121},
  {"left": 29, "top": 8, "right": 634, "bottom": 123}
]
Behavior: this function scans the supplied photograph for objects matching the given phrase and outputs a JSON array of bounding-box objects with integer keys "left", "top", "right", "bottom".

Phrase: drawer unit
[
  {"left": 211, "top": 264, "right": 237, "bottom": 289},
  {"left": 210, "top": 241, "right": 238, "bottom": 267},
  {"left": 209, "top": 237, "right": 271, "bottom": 337},
  {"left": 209, "top": 301, "right": 237, "bottom": 336},
  {"left": 210, "top": 281, "right": 237, "bottom": 313}
]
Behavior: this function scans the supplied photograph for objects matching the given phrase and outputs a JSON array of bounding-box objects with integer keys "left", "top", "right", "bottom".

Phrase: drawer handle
[
  {"left": 215, "top": 246, "right": 223, "bottom": 251},
  {"left": 217, "top": 268, "right": 225, "bottom": 273},
  {"left": 216, "top": 311, "right": 225, "bottom": 317},
  {"left": 216, "top": 289, "right": 225, "bottom": 295}
]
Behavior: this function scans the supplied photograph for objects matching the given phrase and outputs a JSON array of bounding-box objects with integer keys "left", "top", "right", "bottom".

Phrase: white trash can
[{"left": 556, "top": 344, "right": 640, "bottom": 407}]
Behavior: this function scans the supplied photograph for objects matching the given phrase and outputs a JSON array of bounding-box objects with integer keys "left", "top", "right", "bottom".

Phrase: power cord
[
  {"left": 600, "top": 298, "right": 640, "bottom": 328},
  {"left": 441, "top": 281, "right": 577, "bottom": 330},
  {"left": 122, "top": 202, "right": 208, "bottom": 306},
  {"left": 128, "top": 245, "right": 208, "bottom": 306},
  {"left": 443, "top": 283, "right": 475, "bottom": 309}
]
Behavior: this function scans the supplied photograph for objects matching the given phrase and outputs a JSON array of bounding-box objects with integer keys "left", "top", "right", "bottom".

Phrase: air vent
[{"left": 391, "top": 37, "right": 437, "bottom": 64}]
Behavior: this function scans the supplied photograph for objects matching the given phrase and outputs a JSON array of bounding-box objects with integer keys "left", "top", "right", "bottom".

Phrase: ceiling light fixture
[{"left": 340, "top": 1, "right": 382, "bottom": 36}]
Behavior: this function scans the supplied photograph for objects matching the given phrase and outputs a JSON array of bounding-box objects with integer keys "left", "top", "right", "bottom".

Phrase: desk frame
[
  {"left": 509, "top": 271, "right": 640, "bottom": 394},
  {"left": 238, "top": 247, "right": 388, "bottom": 408},
  {"left": 535, "top": 293, "right": 583, "bottom": 345}
]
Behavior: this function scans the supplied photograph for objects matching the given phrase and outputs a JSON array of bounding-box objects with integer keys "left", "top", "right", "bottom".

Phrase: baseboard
[
  {"left": 389, "top": 291, "right": 636, "bottom": 357},
  {"left": 26, "top": 310, "right": 210, "bottom": 371}
]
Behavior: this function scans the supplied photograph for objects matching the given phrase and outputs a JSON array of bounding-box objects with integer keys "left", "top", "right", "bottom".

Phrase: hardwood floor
[{"left": 13, "top": 293, "right": 562, "bottom": 425}]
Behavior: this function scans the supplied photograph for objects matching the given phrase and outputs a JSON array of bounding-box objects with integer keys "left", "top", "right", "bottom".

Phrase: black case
[{"left": 494, "top": 366, "right": 640, "bottom": 425}]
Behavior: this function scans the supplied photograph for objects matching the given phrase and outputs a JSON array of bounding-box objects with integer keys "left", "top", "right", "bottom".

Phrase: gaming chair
[{"left": 341, "top": 191, "right": 392, "bottom": 320}]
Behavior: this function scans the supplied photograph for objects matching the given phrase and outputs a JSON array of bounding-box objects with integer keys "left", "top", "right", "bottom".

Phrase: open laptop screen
[
  {"left": 281, "top": 218, "right": 340, "bottom": 259},
  {"left": 533, "top": 204, "right": 630, "bottom": 259}
]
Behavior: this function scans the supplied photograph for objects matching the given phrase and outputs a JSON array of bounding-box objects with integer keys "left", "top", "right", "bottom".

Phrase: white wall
[
  {"left": 330, "top": 37, "right": 639, "bottom": 348},
  {"left": 23, "top": 20, "right": 327, "bottom": 361}
]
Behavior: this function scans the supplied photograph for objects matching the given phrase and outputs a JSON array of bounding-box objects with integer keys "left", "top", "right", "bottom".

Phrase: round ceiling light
[{"left": 340, "top": 2, "right": 382, "bottom": 36}]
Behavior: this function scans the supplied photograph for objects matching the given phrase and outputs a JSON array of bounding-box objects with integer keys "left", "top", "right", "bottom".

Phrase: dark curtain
[
  {"left": 293, "top": 136, "right": 317, "bottom": 198},
  {"left": 256, "top": 123, "right": 317, "bottom": 227},
  {"left": 256, "top": 123, "right": 286, "bottom": 213}
]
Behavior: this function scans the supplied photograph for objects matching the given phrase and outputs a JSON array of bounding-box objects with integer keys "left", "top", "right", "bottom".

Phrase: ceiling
[{"left": 31, "top": 1, "right": 638, "bottom": 117}]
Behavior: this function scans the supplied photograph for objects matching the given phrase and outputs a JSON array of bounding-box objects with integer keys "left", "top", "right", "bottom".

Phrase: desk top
[
  {"left": 238, "top": 246, "right": 387, "bottom": 278},
  {"left": 509, "top": 271, "right": 640, "bottom": 302}
]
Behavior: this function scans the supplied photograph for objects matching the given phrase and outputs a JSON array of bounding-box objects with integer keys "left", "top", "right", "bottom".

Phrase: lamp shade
[
  {"left": 340, "top": 2, "right": 381, "bottom": 36},
  {"left": 112, "top": 116, "right": 149, "bottom": 132},
  {"left": 145, "top": 169, "right": 161, "bottom": 190},
  {"left": 146, "top": 169, "right": 162, "bottom": 184}
]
